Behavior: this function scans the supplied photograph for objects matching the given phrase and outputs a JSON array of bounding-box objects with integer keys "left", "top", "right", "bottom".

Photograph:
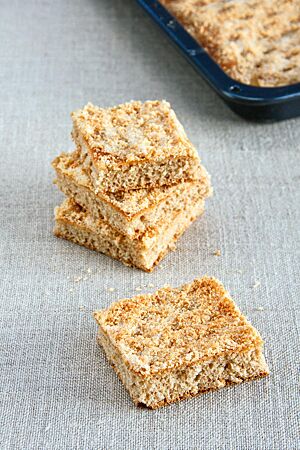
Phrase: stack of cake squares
[{"left": 52, "top": 100, "right": 212, "bottom": 271}]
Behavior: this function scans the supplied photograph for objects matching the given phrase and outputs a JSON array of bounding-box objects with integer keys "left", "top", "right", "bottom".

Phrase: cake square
[
  {"left": 94, "top": 277, "right": 269, "bottom": 408},
  {"left": 54, "top": 195, "right": 205, "bottom": 272},
  {"left": 52, "top": 151, "right": 211, "bottom": 239},
  {"left": 71, "top": 100, "right": 202, "bottom": 193}
]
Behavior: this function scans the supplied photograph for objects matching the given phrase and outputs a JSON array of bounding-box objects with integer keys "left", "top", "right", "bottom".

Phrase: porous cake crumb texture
[{"left": 54, "top": 197, "right": 205, "bottom": 272}]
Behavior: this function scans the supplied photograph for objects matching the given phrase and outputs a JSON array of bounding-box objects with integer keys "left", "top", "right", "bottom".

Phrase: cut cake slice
[
  {"left": 54, "top": 196, "right": 205, "bottom": 272},
  {"left": 94, "top": 277, "right": 269, "bottom": 408},
  {"left": 71, "top": 100, "right": 202, "bottom": 193},
  {"left": 52, "top": 151, "right": 211, "bottom": 239}
]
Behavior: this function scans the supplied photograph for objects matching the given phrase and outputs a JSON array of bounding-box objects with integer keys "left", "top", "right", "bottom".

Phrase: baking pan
[{"left": 137, "top": 0, "right": 300, "bottom": 121}]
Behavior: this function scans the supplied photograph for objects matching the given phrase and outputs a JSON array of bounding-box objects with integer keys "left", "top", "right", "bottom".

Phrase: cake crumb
[
  {"left": 79, "top": 305, "right": 85, "bottom": 311},
  {"left": 169, "top": 242, "right": 177, "bottom": 252},
  {"left": 148, "top": 283, "right": 154, "bottom": 288},
  {"left": 255, "top": 306, "right": 264, "bottom": 311},
  {"left": 108, "top": 287, "right": 115, "bottom": 292},
  {"left": 87, "top": 268, "right": 92, "bottom": 274},
  {"left": 74, "top": 276, "right": 83, "bottom": 283},
  {"left": 214, "top": 249, "right": 221, "bottom": 256},
  {"left": 252, "top": 281, "right": 261, "bottom": 289},
  {"left": 135, "top": 287, "right": 142, "bottom": 292}
]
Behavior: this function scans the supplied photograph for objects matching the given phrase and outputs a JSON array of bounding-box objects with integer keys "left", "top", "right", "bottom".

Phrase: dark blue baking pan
[{"left": 137, "top": 0, "right": 300, "bottom": 121}]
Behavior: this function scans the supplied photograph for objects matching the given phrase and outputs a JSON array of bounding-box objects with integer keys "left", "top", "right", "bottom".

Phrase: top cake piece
[{"left": 71, "top": 100, "right": 202, "bottom": 193}]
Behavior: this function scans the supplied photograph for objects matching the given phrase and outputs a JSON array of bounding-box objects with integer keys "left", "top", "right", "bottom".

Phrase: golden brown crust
[
  {"left": 71, "top": 100, "right": 199, "bottom": 167},
  {"left": 94, "top": 277, "right": 264, "bottom": 376},
  {"left": 161, "top": 0, "right": 300, "bottom": 87}
]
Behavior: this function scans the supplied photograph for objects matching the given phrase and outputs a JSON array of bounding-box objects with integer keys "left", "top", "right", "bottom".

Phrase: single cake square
[
  {"left": 54, "top": 195, "right": 205, "bottom": 272},
  {"left": 52, "top": 151, "right": 211, "bottom": 239},
  {"left": 94, "top": 277, "right": 269, "bottom": 408},
  {"left": 71, "top": 100, "right": 202, "bottom": 193}
]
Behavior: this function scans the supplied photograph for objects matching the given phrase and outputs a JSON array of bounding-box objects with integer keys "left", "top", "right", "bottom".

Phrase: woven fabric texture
[{"left": 0, "top": 0, "right": 299, "bottom": 449}]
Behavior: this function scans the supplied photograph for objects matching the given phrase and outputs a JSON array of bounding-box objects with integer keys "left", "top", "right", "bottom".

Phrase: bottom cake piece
[
  {"left": 94, "top": 277, "right": 269, "bottom": 409},
  {"left": 54, "top": 196, "right": 205, "bottom": 272}
]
